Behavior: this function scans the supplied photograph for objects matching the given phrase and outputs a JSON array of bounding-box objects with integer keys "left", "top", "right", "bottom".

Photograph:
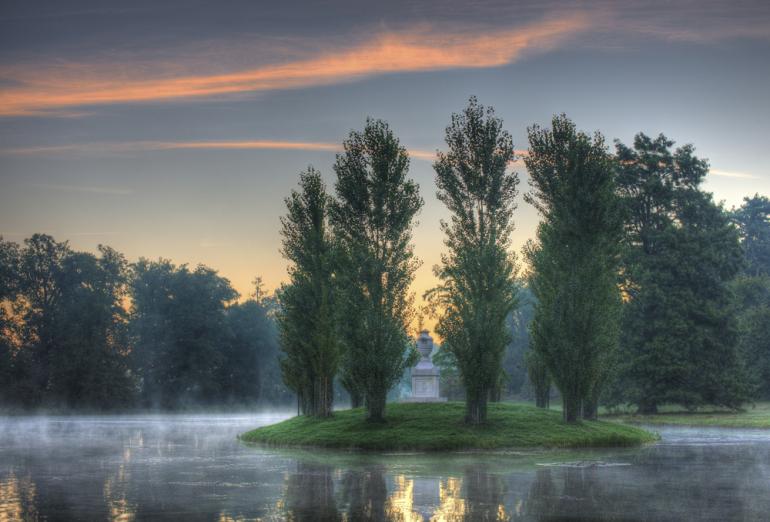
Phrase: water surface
[{"left": 1, "top": 414, "right": 769, "bottom": 520}]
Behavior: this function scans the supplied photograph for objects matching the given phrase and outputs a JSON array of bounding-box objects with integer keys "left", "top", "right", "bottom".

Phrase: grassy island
[{"left": 240, "top": 402, "right": 656, "bottom": 451}]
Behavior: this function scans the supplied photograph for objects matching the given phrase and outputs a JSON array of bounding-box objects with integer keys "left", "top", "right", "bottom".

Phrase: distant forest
[
  {"left": 0, "top": 239, "right": 292, "bottom": 410},
  {"left": 2, "top": 102, "right": 770, "bottom": 414},
  {"left": 0, "top": 233, "right": 530, "bottom": 411}
]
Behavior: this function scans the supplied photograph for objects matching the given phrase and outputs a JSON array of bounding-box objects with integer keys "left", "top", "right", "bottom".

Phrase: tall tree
[
  {"left": 0, "top": 237, "right": 24, "bottom": 407},
  {"left": 47, "top": 247, "right": 135, "bottom": 409},
  {"left": 731, "top": 196, "right": 770, "bottom": 399},
  {"left": 277, "top": 168, "right": 339, "bottom": 417},
  {"left": 4, "top": 235, "right": 135, "bottom": 409},
  {"left": 221, "top": 296, "right": 275, "bottom": 406},
  {"left": 732, "top": 275, "right": 770, "bottom": 399},
  {"left": 330, "top": 118, "right": 423, "bottom": 422},
  {"left": 525, "top": 115, "right": 623, "bottom": 422},
  {"left": 16, "top": 234, "right": 71, "bottom": 401},
  {"left": 427, "top": 97, "right": 519, "bottom": 424},
  {"left": 130, "top": 260, "right": 237, "bottom": 408},
  {"left": 733, "top": 195, "right": 770, "bottom": 277},
  {"left": 615, "top": 134, "right": 749, "bottom": 412}
]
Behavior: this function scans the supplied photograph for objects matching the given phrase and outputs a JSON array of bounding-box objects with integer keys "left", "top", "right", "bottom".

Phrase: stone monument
[{"left": 406, "top": 330, "right": 446, "bottom": 402}]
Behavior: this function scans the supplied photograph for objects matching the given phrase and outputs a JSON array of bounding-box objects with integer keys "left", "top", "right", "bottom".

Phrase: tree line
[
  {"left": 2, "top": 97, "right": 769, "bottom": 421},
  {"left": 0, "top": 235, "right": 290, "bottom": 410},
  {"left": 278, "top": 97, "right": 770, "bottom": 424}
]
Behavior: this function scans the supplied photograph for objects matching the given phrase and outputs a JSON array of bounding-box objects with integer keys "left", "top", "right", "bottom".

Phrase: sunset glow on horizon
[{"left": 1, "top": 0, "right": 769, "bottom": 326}]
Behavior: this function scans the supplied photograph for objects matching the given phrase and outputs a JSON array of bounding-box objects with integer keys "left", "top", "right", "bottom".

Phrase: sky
[{"left": 1, "top": 0, "right": 769, "bottom": 317}]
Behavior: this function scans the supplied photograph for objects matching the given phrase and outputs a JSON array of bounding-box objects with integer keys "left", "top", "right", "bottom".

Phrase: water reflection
[
  {"left": 2, "top": 416, "right": 770, "bottom": 521},
  {"left": 0, "top": 472, "right": 38, "bottom": 522}
]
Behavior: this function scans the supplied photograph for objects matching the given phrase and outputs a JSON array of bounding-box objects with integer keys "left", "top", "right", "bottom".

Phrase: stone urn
[{"left": 406, "top": 330, "right": 446, "bottom": 402}]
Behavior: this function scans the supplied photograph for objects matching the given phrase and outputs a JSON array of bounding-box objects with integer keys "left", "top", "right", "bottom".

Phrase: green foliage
[
  {"left": 330, "top": 118, "right": 423, "bottom": 422},
  {"left": 130, "top": 259, "right": 239, "bottom": 408},
  {"left": 615, "top": 134, "right": 749, "bottom": 412},
  {"left": 1, "top": 233, "right": 289, "bottom": 411},
  {"left": 731, "top": 197, "right": 770, "bottom": 400},
  {"left": 240, "top": 401, "right": 656, "bottom": 451},
  {"left": 428, "top": 97, "right": 519, "bottom": 425},
  {"left": 222, "top": 298, "right": 280, "bottom": 405},
  {"left": 432, "top": 344, "right": 465, "bottom": 400},
  {"left": 525, "top": 348, "right": 551, "bottom": 409},
  {"left": 0, "top": 235, "right": 135, "bottom": 409},
  {"left": 732, "top": 194, "right": 770, "bottom": 277},
  {"left": 278, "top": 168, "right": 339, "bottom": 417},
  {"left": 732, "top": 275, "right": 770, "bottom": 399},
  {"left": 525, "top": 115, "right": 623, "bottom": 422}
]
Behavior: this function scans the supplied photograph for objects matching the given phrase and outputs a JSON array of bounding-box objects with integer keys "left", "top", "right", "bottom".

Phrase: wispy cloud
[
  {"left": 710, "top": 169, "right": 760, "bottom": 180},
  {"left": 0, "top": 16, "right": 591, "bottom": 117},
  {"left": 32, "top": 183, "right": 134, "bottom": 195},
  {"left": 6, "top": 140, "right": 341, "bottom": 155},
  {"left": 3, "top": 139, "right": 532, "bottom": 164}
]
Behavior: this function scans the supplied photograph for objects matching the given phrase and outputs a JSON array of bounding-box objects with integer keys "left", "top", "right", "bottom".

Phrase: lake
[{"left": 1, "top": 413, "right": 769, "bottom": 521}]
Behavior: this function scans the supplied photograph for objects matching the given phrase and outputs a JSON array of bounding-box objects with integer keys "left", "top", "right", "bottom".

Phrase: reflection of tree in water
[
  {"left": 462, "top": 465, "right": 508, "bottom": 521},
  {"left": 339, "top": 466, "right": 390, "bottom": 521},
  {"left": 525, "top": 467, "right": 606, "bottom": 521},
  {"left": 526, "top": 468, "right": 556, "bottom": 518},
  {"left": 283, "top": 462, "right": 340, "bottom": 522},
  {"left": 0, "top": 471, "right": 39, "bottom": 521},
  {"left": 336, "top": 464, "right": 511, "bottom": 521}
]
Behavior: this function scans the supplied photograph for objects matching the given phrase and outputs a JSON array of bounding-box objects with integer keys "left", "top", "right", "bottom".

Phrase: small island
[{"left": 240, "top": 402, "right": 656, "bottom": 451}]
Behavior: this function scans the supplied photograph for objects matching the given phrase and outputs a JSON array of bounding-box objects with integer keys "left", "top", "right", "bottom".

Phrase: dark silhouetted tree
[
  {"left": 615, "top": 134, "right": 749, "bottom": 412},
  {"left": 130, "top": 260, "right": 237, "bottom": 408}
]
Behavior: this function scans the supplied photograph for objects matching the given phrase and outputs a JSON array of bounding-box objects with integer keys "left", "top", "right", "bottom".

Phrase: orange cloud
[
  {"left": 2, "top": 139, "right": 532, "bottom": 165},
  {"left": 0, "top": 16, "right": 591, "bottom": 116}
]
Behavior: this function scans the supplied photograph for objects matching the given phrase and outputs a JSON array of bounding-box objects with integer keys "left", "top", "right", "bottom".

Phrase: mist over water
[{"left": 2, "top": 414, "right": 770, "bottom": 521}]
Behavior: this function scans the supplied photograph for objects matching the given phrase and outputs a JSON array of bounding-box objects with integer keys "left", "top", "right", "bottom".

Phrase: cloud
[
  {"left": 710, "top": 169, "right": 760, "bottom": 180},
  {"left": 0, "top": 16, "right": 591, "bottom": 116},
  {"left": 3, "top": 139, "right": 532, "bottom": 165}
]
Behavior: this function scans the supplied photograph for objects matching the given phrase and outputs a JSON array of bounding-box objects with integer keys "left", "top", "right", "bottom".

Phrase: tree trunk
[
  {"left": 535, "top": 386, "right": 550, "bottom": 409},
  {"left": 466, "top": 387, "right": 488, "bottom": 425},
  {"left": 582, "top": 397, "right": 598, "bottom": 420},
  {"left": 349, "top": 389, "right": 363, "bottom": 409},
  {"left": 313, "top": 376, "right": 334, "bottom": 418},
  {"left": 562, "top": 393, "right": 581, "bottom": 423},
  {"left": 366, "top": 390, "right": 387, "bottom": 423},
  {"left": 489, "top": 383, "right": 502, "bottom": 403}
]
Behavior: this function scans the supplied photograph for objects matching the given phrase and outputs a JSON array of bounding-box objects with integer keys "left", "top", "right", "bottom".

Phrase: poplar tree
[
  {"left": 330, "top": 119, "right": 423, "bottom": 422},
  {"left": 525, "top": 115, "right": 623, "bottom": 422},
  {"left": 428, "top": 97, "right": 519, "bottom": 425},
  {"left": 277, "top": 168, "right": 339, "bottom": 417}
]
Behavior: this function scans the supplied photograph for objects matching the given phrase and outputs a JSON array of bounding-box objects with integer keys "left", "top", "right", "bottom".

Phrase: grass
[
  {"left": 607, "top": 401, "right": 770, "bottom": 429},
  {"left": 239, "top": 401, "right": 656, "bottom": 451}
]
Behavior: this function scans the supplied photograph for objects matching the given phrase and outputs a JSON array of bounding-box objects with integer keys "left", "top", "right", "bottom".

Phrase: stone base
[{"left": 401, "top": 396, "right": 448, "bottom": 403}]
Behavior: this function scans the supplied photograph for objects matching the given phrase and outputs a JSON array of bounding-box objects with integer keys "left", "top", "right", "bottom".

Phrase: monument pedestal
[{"left": 404, "top": 330, "right": 447, "bottom": 402}]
